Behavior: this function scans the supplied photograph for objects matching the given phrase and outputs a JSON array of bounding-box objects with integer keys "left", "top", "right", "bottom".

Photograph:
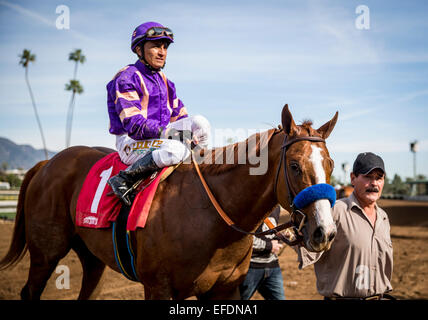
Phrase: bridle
[
  {"left": 271, "top": 131, "right": 326, "bottom": 245},
  {"left": 191, "top": 129, "right": 326, "bottom": 246}
]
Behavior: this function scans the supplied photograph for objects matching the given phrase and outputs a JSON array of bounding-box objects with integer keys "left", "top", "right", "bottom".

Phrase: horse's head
[{"left": 276, "top": 104, "right": 338, "bottom": 252}]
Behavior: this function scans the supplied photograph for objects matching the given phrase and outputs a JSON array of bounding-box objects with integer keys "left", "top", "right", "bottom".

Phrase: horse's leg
[
  {"left": 143, "top": 283, "right": 172, "bottom": 300},
  {"left": 21, "top": 261, "right": 57, "bottom": 300},
  {"left": 72, "top": 237, "right": 106, "bottom": 300},
  {"left": 21, "top": 242, "right": 71, "bottom": 300},
  {"left": 21, "top": 211, "right": 74, "bottom": 300},
  {"left": 142, "top": 276, "right": 172, "bottom": 300},
  {"left": 146, "top": 287, "right": 172, "bottom": 300},
  {"left": 197, "top": 286, "right": 241, "bottom": 300}
]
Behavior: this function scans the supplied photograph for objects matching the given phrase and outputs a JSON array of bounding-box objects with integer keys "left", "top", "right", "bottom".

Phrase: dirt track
[{"left": 0, "top": 199, "right": 427, "bottom": 300}]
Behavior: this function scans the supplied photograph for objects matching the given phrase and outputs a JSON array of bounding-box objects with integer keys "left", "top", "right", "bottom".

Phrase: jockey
[{"left": 107, "top": 21, "right": 210, "bottom": 205}]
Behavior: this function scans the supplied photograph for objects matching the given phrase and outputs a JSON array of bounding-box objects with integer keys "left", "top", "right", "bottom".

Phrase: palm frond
[
  {"left": 18, "top": 49, "right": 36, "bottom": 67},
  {"left": 69, "top": 49, "right": 86, "bottom": 64},
  {"left": 65, "top": 79, "right": 84, "bottom": 94}
]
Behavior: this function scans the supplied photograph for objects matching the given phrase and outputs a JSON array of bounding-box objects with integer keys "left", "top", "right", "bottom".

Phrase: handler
[
  {"left": 106, "top": 21, "right": 210, "bottom": 205},
  {"left": 239, "top": 206, "right": 286, "bottom": 300},
  {"left": 296, "top": 152, "right": 394, "bottom": 300}
]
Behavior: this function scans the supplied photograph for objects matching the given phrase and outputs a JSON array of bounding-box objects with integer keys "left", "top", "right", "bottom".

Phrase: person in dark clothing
[{"left": 240, "top": 206, "right": 286, "bottom": 300}]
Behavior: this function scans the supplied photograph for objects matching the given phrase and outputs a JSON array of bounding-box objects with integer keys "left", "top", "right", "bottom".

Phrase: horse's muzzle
[
  {"left": 313, "top": 226, "right": 336, "bottom": 245},
  {"left": 303, "top": 224, "right": 337, "bottom": 252}
]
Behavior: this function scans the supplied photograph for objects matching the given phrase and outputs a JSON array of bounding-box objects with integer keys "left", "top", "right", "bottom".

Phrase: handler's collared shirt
[{"left": 297, "top": 193, "right": 393, "bottom": 298}]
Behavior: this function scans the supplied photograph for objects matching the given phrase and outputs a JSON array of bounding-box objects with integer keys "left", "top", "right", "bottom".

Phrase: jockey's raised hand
[{"left": 162, "top": 128, "right": 193, "bottom": 144}]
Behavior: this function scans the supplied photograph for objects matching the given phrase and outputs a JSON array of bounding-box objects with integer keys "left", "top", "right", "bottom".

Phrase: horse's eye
[{"left": 290, "top": 163, "right": 301, "bottom": 173}]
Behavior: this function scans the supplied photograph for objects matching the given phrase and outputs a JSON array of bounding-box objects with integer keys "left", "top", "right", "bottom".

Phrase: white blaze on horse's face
[{"left": 308, "top": 145, "right": 336, "bottom": 247}]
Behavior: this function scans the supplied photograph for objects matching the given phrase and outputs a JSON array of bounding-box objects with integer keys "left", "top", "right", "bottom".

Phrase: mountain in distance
[{"left": 0, "top": 137, "right": 57, "bottom": 170}]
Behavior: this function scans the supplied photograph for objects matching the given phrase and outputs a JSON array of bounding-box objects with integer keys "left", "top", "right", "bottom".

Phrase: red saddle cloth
[{"left": 75, "top": 152, "right": 168, "bottom": 230}]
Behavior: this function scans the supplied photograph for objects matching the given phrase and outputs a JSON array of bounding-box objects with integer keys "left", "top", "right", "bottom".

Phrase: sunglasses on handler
[{"left": 145, "top": 27, "right": 174, "bottom": 40}]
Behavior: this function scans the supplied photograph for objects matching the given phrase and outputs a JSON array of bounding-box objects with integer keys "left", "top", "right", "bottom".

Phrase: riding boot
[{"left": 108, "top": 152, "right": 160, "bottom": 206}]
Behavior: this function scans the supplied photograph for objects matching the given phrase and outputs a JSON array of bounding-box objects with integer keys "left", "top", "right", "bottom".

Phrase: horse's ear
[
  {"left": 281, "top": 104, "right": 298, "bottom": 136},
  {"left": 317, "top": 111, "right": 339, "bottom": 139}
]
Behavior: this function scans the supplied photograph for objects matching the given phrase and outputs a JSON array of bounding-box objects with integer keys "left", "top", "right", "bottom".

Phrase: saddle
[
  {"left": 75, "top": 152, "right": 178, "bottom": 281},
  {"left": 76, "top": 152, "right": 177, "bottom": 230}
]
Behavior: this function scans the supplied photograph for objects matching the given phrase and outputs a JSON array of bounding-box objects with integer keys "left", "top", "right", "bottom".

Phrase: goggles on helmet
[{"left": 145, "top": 27, "right": 174, "bottom": 40}]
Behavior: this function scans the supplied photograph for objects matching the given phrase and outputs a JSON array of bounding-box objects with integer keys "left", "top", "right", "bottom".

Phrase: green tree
[
  {"left": 5, "top": 174, "right": 22, "bottom": 188},
  {"left": 387, "top": 174, "right": 410, "bottom": 195},
  {"left": 0, "top": 172, "right": 22, "bottom": 189},
  {"left": 416, "top": 174, "right": 427, "bottom": 181},
  {"left": 65, "top": 49, "right": 86, "bottom": 148},
  {"left": 65, "top": 80, "right": 84, "bottom": 147},
  {"left": 19, "top": 49, "right": 48, "bottom": 160},
  {"left": 1, "top": 162, "right": 8, "bottom": 173},
  {"left": 69, "top": 49, "right": 86, "bottom": 79}
]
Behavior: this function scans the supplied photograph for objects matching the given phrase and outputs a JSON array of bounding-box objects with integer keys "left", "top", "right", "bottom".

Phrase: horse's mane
[
  {"left": 196, "top": 119, "right": 317, "bottom": 175},
  {"left": 296, "top": 119, "right": 320, "bottom": 136},
  {"left": 198, "top": 129, "right": 276, "bottom": 175},
  {"left": 301, "top": 119, "right": 313, "bottom": 129}
]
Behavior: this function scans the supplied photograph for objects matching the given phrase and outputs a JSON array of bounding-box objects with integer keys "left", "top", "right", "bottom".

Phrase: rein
[
  {"left": 191, "top": 154, "right": 294, "bottom": 238},
  {"left": 191, "top": 131, "right": 326, "bottom": 246}
]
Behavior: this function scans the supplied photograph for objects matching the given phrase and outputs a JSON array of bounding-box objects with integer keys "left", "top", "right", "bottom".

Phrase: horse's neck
[{"left": 208, "top": 132, "right": 284, "bottom": 232}]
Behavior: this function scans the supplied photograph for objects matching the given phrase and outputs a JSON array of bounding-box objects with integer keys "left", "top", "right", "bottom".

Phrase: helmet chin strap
[{"left": 137, "top": 43, "right": 165, "bottom": 72}]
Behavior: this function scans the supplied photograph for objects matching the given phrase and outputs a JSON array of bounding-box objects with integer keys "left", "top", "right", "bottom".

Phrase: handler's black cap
[{"left": 353, "top": 152, "right": 385, "bottom": 175}]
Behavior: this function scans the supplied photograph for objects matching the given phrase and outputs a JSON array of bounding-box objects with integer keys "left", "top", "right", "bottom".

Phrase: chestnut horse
[{"left": 0, "top": 104, "right": 338, "bottom": 300}]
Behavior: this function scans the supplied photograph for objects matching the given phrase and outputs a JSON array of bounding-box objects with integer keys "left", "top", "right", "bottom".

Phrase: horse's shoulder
[
  {"left": 174, "top": 163, "right": 193, "bottom": 173},
  {"left": 162, "top": 163, "right": 212, "bottom": 209}
]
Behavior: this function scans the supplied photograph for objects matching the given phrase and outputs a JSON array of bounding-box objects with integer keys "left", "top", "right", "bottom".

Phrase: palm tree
[
  {"left": 19, "top": 49, "right": 48, "bottom": 160},
  {"left": 65, "top": 80, "right": 84, "bottom": 148},
  {"left": 69, "top": 49, "right": 86, "bottom": 80},
  {"left": 65, "top": 49, "right": 85, "bottom": 148}
]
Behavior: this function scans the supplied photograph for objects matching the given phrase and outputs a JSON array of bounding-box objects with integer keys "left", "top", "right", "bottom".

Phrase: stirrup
[
  {"left": 120, "top": 188, "right": 133, "bottom": 206},
  {"left": 119, "top": 177, "right": 145, "bottom": 206}
]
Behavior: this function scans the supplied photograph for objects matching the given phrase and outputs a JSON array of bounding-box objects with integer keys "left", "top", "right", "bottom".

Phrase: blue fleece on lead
[{"left": 293, "top": 183, "right": 336, "bottom": 209}]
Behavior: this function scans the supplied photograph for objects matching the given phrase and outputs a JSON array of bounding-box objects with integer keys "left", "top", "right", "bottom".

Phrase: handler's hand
[{"left": 271, "top": 240, "right": 284, "bottom": 255}]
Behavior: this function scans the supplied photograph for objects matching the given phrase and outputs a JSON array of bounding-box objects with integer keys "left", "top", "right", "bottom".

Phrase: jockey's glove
[{"left": 164, "top": 128, "right": 193, "bottom": 145}]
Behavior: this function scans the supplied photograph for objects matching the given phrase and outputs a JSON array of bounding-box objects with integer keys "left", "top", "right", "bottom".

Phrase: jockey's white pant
[{"left": 115, "top": 115, "right": 210, "bottom": 167}]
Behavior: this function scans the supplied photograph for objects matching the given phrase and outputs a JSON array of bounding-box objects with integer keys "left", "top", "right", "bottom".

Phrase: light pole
[
  {"left": 410, "top": 140, "right": 418, "bottom": 196},
  {"left": 342, "top": 162, "right": 350, "bottom": 185},
  {"left": 410, "top": 140, "right": 418, "bottom": 179}
]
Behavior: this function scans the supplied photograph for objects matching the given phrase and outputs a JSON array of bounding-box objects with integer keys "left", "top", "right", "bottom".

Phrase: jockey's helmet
[{"left": 131, "top": 21, "right": 174, "bottom": 53}]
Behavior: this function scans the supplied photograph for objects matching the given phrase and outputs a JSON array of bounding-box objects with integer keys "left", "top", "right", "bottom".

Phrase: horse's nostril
[
  {"left": 328, "top": 232, "right": 336, "bottom": 242},
  {"left": 313, "top": 226, "right": 325, "bottom": 243}
]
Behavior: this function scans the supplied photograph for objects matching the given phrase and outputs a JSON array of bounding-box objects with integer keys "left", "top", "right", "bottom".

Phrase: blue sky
[{"left": 0, "top": 0, "right": 427, "bottom": 181}]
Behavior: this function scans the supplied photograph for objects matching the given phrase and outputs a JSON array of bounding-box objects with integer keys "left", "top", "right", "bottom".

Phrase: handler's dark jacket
[{"left": 250, "top": 206, "right": 281, "bottom": 269}]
